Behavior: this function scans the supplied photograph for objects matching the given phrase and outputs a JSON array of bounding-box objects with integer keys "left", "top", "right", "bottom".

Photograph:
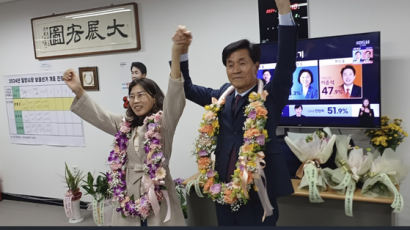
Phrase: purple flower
[
  {"left": 148, "top": 123, "right": 157, "bottom": 131},
  {"left": 210, "top": 184, "right": 221, "bottom": 195},
  {"left": 108, "top": 150, "right": 118, "bottom": 161},
  {"left": 256, "top": 134, "right": 265, "bottom": 146},
  {"left": 152, "top": 138, "right": 160, "bottom": 145},
  {"left": 174, "top": 178, "right": 184, "bottom": 185},
  {"left": 144, "top": 145, "right": 150, "bottom": 153},
  {"left": 198, "top": 150, "right": 208, "bottom": 157},
  {"left": 206, "top": 169, "right": 216, "bottom": 178},
  {"left": 248, "top": 110, "right": 256, "bottom": 119}
]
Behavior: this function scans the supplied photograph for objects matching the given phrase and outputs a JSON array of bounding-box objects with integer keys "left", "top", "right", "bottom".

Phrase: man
[
  {"left": 338, "top": 65, "right": 362, "bottom": 98},
  {"left": 292, "top": 104, "right": 305, "bottom": 117},
  {"left": 131, "top": 62, "right": 147, "bottom": 80},
  {"left": 174, "top": 0, "right": 296, "bottom": 225},
  {"left": 353, "top": 50, "right": 362, "bottom": 63},
  {"left": 363, "top": 50, "right": 372, "bottom": 63}
]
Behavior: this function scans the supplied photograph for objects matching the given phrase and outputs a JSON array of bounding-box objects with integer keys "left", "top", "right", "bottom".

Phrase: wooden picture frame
[
  {"left": 79, "top": 67, "right": 99, "bottom": 91},
  {"left": 31, "top": 3, "right": 140, "bottom": 59}
]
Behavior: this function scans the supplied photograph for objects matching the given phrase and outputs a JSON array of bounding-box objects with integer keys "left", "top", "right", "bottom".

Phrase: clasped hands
[{"left": 172, "top": 25, "right": 192, "bottom": 55}]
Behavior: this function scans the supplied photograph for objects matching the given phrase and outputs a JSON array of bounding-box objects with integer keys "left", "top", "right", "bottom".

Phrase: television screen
[{"left": 258, "top": 31, "right": 381, "bottom": 128}]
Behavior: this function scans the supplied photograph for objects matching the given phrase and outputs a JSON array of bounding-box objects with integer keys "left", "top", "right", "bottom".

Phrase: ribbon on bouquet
[
  {"left": 92, "top": 194, "right": 104, "bottom": 225},
  {"left": 324, "top": 163, "right": 356, "bottom": 217},
  {"left": 363, "top": 173, "right": 403, "bottom": 213},
  {"left": 142, "top": 175, "right": 171, "bottom": 222},
  {"left": 63, "top": 191, "right": 73, "bottom": 218},
  {"left": 303, "top": 161, "right": 324, "bottom": 203},
  {"left": 253, "top": 151, "right": 274, "bottom": 222}
]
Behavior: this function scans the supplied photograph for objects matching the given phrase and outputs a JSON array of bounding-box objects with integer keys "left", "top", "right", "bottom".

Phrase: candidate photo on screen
[
  {"left": 289, "top": 66, "right": 319, "bottom": 100},
  {"left": 257, "top": 69, "right": 274, "bottom": 84},
  {"left": 319, "top": 63, "right": 362, "bottom": 99}
]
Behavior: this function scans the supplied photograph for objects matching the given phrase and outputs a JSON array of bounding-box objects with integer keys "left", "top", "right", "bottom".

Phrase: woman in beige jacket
[{"left": 62, "top": 26, "right": 191, "bottom": 226}]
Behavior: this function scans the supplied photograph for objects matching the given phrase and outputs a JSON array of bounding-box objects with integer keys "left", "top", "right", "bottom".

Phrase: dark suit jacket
[
  {"left": 339, "top": 84, "right": 362, "bottom": 97},
  {"left": 180, "top": 26, "right": 297, "bottom": 202},
  {"left": 351, "top": 84, "right": 362, "bottom": 97}
]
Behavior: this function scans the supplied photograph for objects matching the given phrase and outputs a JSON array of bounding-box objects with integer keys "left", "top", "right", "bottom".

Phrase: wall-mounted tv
[{"left": 258, "top": 31, "right": 381, "bottom": 128}]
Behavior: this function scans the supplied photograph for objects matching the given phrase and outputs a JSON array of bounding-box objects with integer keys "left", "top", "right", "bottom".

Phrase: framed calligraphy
[
  {"left": 79, "top": 66, "right": 99, "bottom": 91},
  {"left": 31, "top": 3, "right": 140, "bottom": 59}
]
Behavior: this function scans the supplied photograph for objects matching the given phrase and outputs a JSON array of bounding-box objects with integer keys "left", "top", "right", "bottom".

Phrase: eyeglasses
[{"left": 129, "top": 91, "right": 148, "bottom": 101}]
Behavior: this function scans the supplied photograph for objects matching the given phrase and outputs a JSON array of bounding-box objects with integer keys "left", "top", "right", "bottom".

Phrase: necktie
[
  {"left": 227, "top": 95, "right": 242, "bottom": 179},
  {"left": 346, "top": 88, "right": 350, "bottom": 96},
  {"left": 231, "top": 95, "right": 242, "bottom": 114}
]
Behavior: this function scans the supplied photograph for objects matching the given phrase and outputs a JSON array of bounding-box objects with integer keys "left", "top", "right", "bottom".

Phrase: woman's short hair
[
  {"left": 298, "top": 69, "right": 314, "bottom": 84},
  {"left": 126, "top": 78, "right": 164, "bottom": 127}
]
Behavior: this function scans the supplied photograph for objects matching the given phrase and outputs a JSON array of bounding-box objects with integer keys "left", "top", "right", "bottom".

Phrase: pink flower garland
[{"left": 107, "top": 111, "right": 167, "bottom": 220}]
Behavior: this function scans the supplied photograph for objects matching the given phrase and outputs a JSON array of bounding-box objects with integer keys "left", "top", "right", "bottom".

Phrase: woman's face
[
  {"left": 131, "top": 67, "right": 146, "bottom": 80},
  {"left": 363, "top": 99, "right": 369, "bottom": 107},
  {"left": 263, "top": 71, "right": 271, "bottom": 82},
  {"left": 129, "top": 84, "right": 155, "bottom": 117},
  {"left": 300, "top": 71, "right": 312, "bottom": 87}
]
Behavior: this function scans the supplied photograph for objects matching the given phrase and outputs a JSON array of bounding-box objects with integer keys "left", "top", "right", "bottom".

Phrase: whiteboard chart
[{"left": 4, "top": 72, "right": 85, "bottom": 146}]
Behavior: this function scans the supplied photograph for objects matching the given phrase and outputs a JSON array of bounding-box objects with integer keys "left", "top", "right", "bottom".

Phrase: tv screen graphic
[{"left": 258, "top": 32, "right": 381, "bottom": 128}]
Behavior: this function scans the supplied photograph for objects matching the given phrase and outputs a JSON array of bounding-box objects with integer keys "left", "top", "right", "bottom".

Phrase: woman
[
  {"left": 297, "top": 69, "right": 318, "bottom": 99},
  {"left": 358, "top": 98, "right": 374, "bottom": 126},
  {"left": 62, "top": 27, "right": 190, "bottom": 226}
]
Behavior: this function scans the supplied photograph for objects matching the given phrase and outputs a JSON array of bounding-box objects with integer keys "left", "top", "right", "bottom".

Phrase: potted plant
[
  {"left": 82, "top": 172, "right": 112, "bottom": 226},
  {"left": 64, "top": 163, "right": 84, "bottom": 223}
]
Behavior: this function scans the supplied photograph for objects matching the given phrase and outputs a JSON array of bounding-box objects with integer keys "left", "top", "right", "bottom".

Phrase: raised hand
[
  {"left": 172, "top": 25, "right": 192, "bottom": 55},
  {"left": 275, "top": 0, "right": 291, "bottom": 15},
  {"left": 63, "top": 68, "right": 84, "bottom": 97}
]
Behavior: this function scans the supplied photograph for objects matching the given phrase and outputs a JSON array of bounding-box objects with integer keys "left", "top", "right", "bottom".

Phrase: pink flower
[
  {"left": 154, "top": 112, "right": 162, "bottom": 123},
  {"left": 110, "top": 163, "right": 122, "bottom": 171},
  {"left": 120, "top": 125, "right": 131, "bottom": 133}
]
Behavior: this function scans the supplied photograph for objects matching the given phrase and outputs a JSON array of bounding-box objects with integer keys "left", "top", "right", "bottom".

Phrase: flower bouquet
[
  {"left": 82, "top": 172, "right": 112, "bottom": 226},
  {"left": 365, "top": 116, "right": 408, "bottom": 154},
  {"left": 64, "top": 163, "right": 84, "bottom": 223},
  {"left": 322, "top": 134, "right": 373, "bottom": 216},
  {"left": 361, "top": 148, "right": 408, "bottom": 213},
  {"left": 284, "top": 127, "right": 336, "bottom": 203}
]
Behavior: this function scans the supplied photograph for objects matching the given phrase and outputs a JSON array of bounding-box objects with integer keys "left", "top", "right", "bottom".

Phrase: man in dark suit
[
  {"left": 173, "top": 0, "right": 296, "bottom": 225},
  {"left": 338, "top": 64, "right": 362, "bottom": 98}
]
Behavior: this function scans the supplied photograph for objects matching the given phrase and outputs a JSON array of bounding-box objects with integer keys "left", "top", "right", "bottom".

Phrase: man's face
[
  {"left": 263, "top": 71, "right": 271, "bottom": 83},
  {"left": 365, "top": 51, "right": 371, "bottom": 59},
  {"left": 355, "top": 52, "right": 361, "bottom": 60},
  {"left": 226, "top": 49, "right": 259, "bottom": 93},
  {"left": 131, "top": 67, "right": 146, "bottom": 80},
  {"left": 295, "top": 107, "right": 302, "bottom": 117},
  {"left": 342, "top": 68, "right": 356, "bottom": 86}
]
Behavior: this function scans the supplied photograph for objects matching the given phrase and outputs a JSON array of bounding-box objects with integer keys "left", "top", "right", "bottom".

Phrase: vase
[
  {"left": 68, "top": 199, "right": 84, "bottom": 223},
  {"left": 64, "top": 192, "right": 84, "bottom": 224},
  {"left": 92, "top": 198, "right": 113, "bottom": 226}
]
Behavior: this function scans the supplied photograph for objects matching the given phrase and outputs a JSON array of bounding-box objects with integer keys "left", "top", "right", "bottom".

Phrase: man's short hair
[
  {"left": 222, "top": 39, "right": 260, "bottom": 66},
  {"left": 340, "top": 65, "right": 356, "bottom": 76},
  {"left": 294, "top": 104, "right": 303, "bottom": 110},
  {"left": 130, "top": 62, "right": 147, "bottom": 75}
]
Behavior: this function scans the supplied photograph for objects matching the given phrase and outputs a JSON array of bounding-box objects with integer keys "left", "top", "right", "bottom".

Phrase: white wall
[
  {"left": 0, "top": 0, "right": 259, "bottom": 199},
  {"left": 308, "top": 0, "right": 410, "bottom": 225},
  {"left": 0, "top": 0, "right": 409, "bottom": 226}
]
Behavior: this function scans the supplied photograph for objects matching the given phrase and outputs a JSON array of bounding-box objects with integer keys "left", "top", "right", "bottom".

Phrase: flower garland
[
  {"left": 107, "top": 111, "right": 168, "bottom": 220},
  {"left": 192, "top": 80, "right": 273, "bottom": 214}
]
